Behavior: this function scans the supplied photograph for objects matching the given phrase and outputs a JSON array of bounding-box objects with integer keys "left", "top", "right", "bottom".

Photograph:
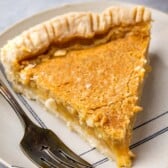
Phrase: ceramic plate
[{"left": 0, "top": 1, "right": 168, "bottom": 168}]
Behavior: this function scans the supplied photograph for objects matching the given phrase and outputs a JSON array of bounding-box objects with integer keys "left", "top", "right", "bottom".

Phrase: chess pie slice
[{"left": 0, "top": 6, "right": 151, "bottom": 168}]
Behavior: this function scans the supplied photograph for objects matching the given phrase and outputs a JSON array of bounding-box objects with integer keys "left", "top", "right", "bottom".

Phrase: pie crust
[{"left": 0, "top": 6, "right": 151, "bottom": 168}]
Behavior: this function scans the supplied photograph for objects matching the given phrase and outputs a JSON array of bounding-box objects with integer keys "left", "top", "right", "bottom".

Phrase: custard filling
[{"left": 13, "top": 33, "right": 150, "bottom": 167}]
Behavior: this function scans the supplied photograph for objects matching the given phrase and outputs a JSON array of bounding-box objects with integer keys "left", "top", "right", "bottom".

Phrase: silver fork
[{"left": 0, "top": 78, "right": 93, "bottom": 168}]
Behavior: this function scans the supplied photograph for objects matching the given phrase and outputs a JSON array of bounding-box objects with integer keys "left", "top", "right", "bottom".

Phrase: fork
[{"left": 0, "top": 78, "right": 93, "bottom": 168}]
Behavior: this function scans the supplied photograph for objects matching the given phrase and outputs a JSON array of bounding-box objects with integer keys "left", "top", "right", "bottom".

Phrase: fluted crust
[{"left": 1, "top": 6, "right": 151, "bottom": 64}]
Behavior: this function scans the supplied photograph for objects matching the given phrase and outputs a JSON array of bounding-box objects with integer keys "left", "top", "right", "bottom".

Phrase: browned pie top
[
  {"left": 19, "top": 33, "right": 150, "bottom": 139},
  {"left": 0, "top": 6, "right": 151, "bottom": 168}
]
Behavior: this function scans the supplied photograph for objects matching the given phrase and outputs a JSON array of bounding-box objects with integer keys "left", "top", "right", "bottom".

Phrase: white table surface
[{"left": 0, "top": 0, "right": 167, "bottom": 33}]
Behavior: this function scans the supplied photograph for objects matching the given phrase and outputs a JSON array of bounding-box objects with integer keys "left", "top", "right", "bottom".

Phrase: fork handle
[{"left": 0, "top": 78, "right": 34, "bottom": 129}]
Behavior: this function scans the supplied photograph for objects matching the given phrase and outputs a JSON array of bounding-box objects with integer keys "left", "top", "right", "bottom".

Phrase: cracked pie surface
[{"left": 0, "top": 6, "right": 151, "bottom": 168}]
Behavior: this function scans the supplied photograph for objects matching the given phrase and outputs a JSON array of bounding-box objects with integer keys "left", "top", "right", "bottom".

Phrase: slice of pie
[{"left": 0, "top": 6, "right": 151, "bottom": 168}]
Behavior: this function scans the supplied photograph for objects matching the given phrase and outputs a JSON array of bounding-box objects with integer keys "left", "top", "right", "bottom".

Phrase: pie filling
[
  {"left": 10, "top": 25, "right": 151, "bottom": 168},
  {"left": 0, "top": 5, "right": 152, "bottom": 168}
]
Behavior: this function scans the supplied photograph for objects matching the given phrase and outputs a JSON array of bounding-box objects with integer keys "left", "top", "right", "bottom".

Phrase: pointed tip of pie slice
[{"left": 0, "top": 5, "right": 151, "bottom": 168}]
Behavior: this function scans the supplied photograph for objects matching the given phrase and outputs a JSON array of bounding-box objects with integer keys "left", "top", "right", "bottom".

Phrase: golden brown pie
[{"left": 0, "top": 6, "right": 151, "bottom": 168}]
